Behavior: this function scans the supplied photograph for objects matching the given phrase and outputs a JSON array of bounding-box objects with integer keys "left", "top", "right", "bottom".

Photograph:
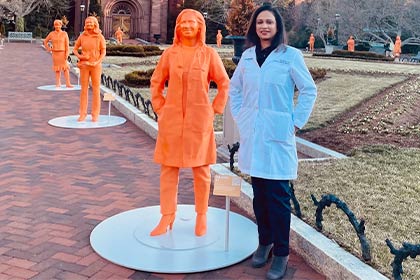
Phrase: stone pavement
[{"left": 0, "top": 42, "right": 325, "bottom": 280}]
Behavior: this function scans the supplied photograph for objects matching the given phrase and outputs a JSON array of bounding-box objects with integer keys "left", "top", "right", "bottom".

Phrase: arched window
[{"left": 112, "top": 4, "right": 131, "bottom": 15}]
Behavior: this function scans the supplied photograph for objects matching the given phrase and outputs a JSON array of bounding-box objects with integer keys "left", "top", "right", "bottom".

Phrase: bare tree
[
  {"left": 306, "top": 0, "right": 420, "bottom": 48},
  {"left": 0, "top": 0, "right": 50, "bottom": 31}
]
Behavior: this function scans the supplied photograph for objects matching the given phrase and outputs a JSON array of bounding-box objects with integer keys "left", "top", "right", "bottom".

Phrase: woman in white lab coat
[{"left": 229, "top": 3, "right": 317, "bottom": 279}]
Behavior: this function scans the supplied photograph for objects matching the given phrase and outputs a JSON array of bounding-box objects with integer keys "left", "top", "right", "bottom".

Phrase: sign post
[{"left": 213, "top": 174, "right": 241, "bottom": 251}]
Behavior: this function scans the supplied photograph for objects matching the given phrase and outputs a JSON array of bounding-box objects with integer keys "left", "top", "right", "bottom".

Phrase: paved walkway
[{"left": 0, "top": 42, "right": 325, "bottom": 280}]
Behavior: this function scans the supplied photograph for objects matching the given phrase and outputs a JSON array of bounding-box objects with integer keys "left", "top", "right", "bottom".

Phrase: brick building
[{"left": 72, "top": 0, "right": 177, "bottom": 42}]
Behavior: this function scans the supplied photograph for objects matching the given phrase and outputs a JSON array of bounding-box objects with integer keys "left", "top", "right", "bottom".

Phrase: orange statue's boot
[
  {"left": 195, "top": 213, "right": 207, "bottom": 236},
  {"left": 150, "top": 214, "right": 176, "bottom": 236},
  {"left": 150, "top": 165, "right": 179, "bottom": 236},
  {"left": 193, "top": 165, "right": 211, "bottom": 236}
]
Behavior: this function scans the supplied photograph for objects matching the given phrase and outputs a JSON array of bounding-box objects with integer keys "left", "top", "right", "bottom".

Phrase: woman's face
[{"left": 256, "top": 11, "right": 277, "bottom": 42}]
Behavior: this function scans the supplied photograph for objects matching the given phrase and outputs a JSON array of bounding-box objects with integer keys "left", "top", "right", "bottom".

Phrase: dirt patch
[{"left": 300, "top": 75, "right": 420, "bottom": 154}]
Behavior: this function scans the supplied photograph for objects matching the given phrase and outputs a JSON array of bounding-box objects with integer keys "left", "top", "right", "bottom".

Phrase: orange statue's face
[
  {"left": 256, "top": 11, "right": 277, "bottom": 42},
  {"left": 179, "top": 12, "right": 199, "bottom": 40},
  {"left": 54, "top": 20, "right": 62, "bottom": 31},
  {"left": 84, "top": 17, "right": 95, "bottom": 31}
]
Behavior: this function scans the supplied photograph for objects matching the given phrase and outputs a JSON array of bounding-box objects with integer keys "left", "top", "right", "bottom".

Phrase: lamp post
[
  {"left": 80, "top": 3, "right": 85, "bottom": 34},
  {"left": 335, "top": 13, "right": 340, "bottom": 45}
]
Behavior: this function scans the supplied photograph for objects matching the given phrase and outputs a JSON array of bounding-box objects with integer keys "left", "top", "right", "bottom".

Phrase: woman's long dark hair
[{"left": 246, "top": 2, "right": 287, "bottom": 49}]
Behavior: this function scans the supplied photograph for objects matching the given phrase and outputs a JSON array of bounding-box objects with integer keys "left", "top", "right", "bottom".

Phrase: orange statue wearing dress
[
  {"left": 216, "top": 29, "right": 223, "bottom": 47},
  {"left": 393, "top": 36, "right": 401, "bottom": 57},
  {"left": 347, "top": 35, "right": 355, "bottom": 52},
  {"left": 115, "top": 27, "right": 124, "bottom": 45},
  {"left": 43, "top": 20, "right": 73, "bottom": 88},
  {"left": 73, "top": 16, "right": 106, "bottom": 122},
  {"left": 150, "top": 9, "right": 230, "bottom": 237},
  {"left": 308, "top": 33, "right": 315, "bottom": 52}
]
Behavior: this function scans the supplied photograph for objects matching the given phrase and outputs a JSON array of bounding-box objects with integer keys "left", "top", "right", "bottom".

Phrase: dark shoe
[
  {"left": 251, "top": 244, "right": 273, "bottom": 268},
  {"left": 266, "top": 255, "right": 288, "bottom": 280}
]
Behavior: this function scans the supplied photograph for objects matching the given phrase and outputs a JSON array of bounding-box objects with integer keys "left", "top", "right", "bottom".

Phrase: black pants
[{"left": 251, "top": 177, "right": 291, "bottom": 257}]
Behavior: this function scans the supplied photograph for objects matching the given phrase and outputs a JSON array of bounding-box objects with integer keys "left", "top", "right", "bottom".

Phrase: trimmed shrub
[{"left": 124, "top": 69, "right": 155, "bottom": 87}]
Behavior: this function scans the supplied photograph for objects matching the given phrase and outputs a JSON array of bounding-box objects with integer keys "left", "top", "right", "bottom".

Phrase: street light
[
  {"left": 80, "top": 3, "right": 86, "bottom": 34},
  {"left": 335, "top": 13, "right": 340, "bottom": 45}
]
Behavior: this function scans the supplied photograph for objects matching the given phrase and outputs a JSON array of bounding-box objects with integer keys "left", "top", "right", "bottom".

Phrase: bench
[{"left": 7, "top": 32, "right": 34, "bottom": 43}]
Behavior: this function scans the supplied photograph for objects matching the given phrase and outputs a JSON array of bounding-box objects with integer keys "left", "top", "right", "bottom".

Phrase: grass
[
  {"left": 95, "top": 46, "right": 420, "bottom": 278},
  {"left": 295, "top": 146, "right": 420, "bottom": 279},
  {"left": 304, "top": 72, "right": 408, "bottom": 131}
]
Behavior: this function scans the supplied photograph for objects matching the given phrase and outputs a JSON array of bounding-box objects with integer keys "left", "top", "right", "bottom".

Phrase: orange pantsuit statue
[
  {"left": 43, "top": 20, "right": 73, "bottom": 88},
  {"left": 115, "top": 27, "right": 124, "bottom": 45},
  {"left": 347, "top": 36, "right": 355, "bottom": 52},
  {"left": 308, "top": 33, "right": 315, "bottom": 52},
  {"left": 73, "top": 16, "right": 106, "bottom": 122},
  {"left": 216, "top": 30, "right": 223, "bottom": 48},
  {"left": 393, "top": 36, "right": 401, "bottom": 57},
  {"left": 150, "top": 9, "right": 229, "bottom": 237},
  {"left": 347, "top": 36, "right": 354, "bottom": 52}
]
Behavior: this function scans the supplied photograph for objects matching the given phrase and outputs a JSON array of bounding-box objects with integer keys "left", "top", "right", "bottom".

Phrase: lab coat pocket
[
  {"left": 263, "top": 110, "right": 293, "bottom": 142},
  {"left": 191, "top": 104, "right": 214, "bottom": 133}
]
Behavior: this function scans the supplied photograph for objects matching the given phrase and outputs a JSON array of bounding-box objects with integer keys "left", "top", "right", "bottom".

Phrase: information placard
[
  {"left": 213, "top": 175, "right": 241, "bottom": 197},
  {"left": 103, "top": 92, "right": 116, "bottom": 101}
]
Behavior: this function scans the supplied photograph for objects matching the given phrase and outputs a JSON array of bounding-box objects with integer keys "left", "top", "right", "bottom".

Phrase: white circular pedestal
[
  {"left": 90, "top": 205, "right": 258, "bottom": 273},
  {"left": 48, "top": 115, "right": 126, "bottom": 129},
  {"left": 37, "top": 85, "right": 81, "bottom": 91}
]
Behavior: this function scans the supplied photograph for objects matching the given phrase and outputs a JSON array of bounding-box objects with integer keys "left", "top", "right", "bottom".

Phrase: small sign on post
[
  {"left": 213, "top": 175, "right": 241, "bottom": 197},
  {"left": 213, "top": 174, "right": 241, "bottom": 251},
  {"left": 103, "top": 92, "right": 116, "bottom": 101}
]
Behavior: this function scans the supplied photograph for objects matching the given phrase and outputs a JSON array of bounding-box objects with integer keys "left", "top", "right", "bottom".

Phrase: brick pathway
[{"left": 0, "top": 43, "right": 325, "bottom": 280}]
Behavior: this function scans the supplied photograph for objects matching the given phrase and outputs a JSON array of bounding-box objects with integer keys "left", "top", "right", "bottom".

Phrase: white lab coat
[{"left": 229, "top": 45, "right": 317, "bottom": 180}]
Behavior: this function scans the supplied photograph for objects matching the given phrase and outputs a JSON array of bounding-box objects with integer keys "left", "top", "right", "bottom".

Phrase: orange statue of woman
[
  {"left": 216, "top": 29, "right": 223, "bottom": 47},
  {"left": 73, "top": 16, "right": 106, "bottom": 122},
  {"left": 115, "top": 27, "right": 124, "bottom": 45},
  {"left": 347, "top": 35, "right": 355, "bottom": 52},
  {"left": 308, "top": 33, "right": 315, "bottom": 52},
  {"left": 150, "top": 9, "right": 229, "bottom": 237},
  {"left": 393, "top": 36, "right": 401, "bottom": 57},
  {"left": 43, "top": 20, "right": 73, "bottom": 88}
]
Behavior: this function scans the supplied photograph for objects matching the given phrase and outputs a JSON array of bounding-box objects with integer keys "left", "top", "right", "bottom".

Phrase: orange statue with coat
[
  {"left": 73, "top": 16, "right": 106, "bottom": 122},
  {"left": 115, "top": 27, "right": 124, "bottom": 45},
  {"left": 393, "top": 36, "right": 401, "bottom": 57},
  {"left": 216, "top": 29, "right": 223, "bottom": 48},
  {"left": 43, "top": 19, "right": 73, "bottom": 88},
  {"left": 308, "top": 33, "right": 315, "bottom": 52},
  {"left": 347, "top": 35, "right": 355, "bottom": 52},
  {"left": 150, "top": 9, "right": 230, "bottom": 237}
]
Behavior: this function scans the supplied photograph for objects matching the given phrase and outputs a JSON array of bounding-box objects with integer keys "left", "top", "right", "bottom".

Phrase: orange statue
[
  {"left": 73, "top": 16, "right": 106, "bottom": 122},
  {"left": 347, "top": 35, "right": 355, "bottom": 52},
  {"left": 150, "top": 9, "right": 229, "bottom": 237},
  {"left": 114, "top": 27, "right": 124, "bottom": 45},
  {"left": 43, "top": 20, "right": 73, "bottom": 88},
  {"left": 216, "top": 29, "right": 223, "bottom": 47},
  {"left": 393, "top": 36, "right": 401, "bottom": 57},
  {"left": 308, "top": 33, "right": 315, "bottom": 52}
]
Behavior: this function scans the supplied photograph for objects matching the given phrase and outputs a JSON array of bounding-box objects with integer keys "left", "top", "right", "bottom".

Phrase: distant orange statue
[
  {"left": 73, "top": 16, "right": 106, "bottom": 122},
  {"left": 393, "top": 36, "right": 401, "bottom": 57},
  {"left": 150, "top": 9, "right": 229, "bottom": 237},
  {"left": 347, "top": 35, "right": 355, "bottom": 52},
  {"left": 43, "top": 20, "right": 73, "bottom": 88},
  {"left": 114, "top": 27, "right": 124, "bottom": 45},
  {"left": 216, "top": 29, "right": 223, "bottom": 47},
  {"left": 308, "top": 33, "right": 315, "bottom": 52}
]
